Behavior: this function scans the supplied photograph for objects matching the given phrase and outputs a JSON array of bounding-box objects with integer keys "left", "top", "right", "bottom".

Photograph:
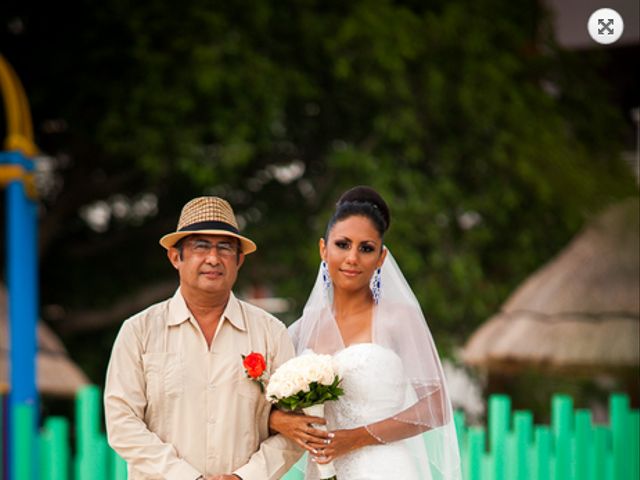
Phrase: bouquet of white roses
[{"left": 266, "top": 352, "right": 343, "bottom": 480}]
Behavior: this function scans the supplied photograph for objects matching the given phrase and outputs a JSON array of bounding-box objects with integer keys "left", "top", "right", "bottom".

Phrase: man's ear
[
  {"left": 167, "top": 248, "right": 180, "bottom": 269},
  {"left": 237, "top": 252, "right": 246, "bottom": 269}
]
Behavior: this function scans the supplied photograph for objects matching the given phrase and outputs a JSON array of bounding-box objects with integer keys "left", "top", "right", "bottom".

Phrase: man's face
[{"left": 168, "top": 234, "right": 245, "bottom": 299}]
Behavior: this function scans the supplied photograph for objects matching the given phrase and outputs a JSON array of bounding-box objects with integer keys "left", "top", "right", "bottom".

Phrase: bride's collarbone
[
  {"left": 335, "top": 309, "right": 372, "bottom": 346},
  {"left": 336, "top": 318, "right": 372, "bottom": 346}
]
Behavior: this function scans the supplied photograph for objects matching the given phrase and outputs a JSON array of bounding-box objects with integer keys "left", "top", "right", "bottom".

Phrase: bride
[{"left": 269, "top": 186, "right": 462, "bottom": 479}]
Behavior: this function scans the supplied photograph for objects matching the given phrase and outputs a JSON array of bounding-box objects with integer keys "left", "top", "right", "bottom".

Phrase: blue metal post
[{"left": 2, "top": 151, "right": 39, "bottom": 480}]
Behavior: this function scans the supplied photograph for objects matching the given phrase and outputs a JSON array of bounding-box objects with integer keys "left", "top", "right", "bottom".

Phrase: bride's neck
[{"left": 332, "top": 287, "right": 374, "bottom": 321}]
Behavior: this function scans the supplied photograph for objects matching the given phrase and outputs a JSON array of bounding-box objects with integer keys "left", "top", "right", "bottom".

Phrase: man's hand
[{"left": 207, "top": 475, "right": 241, "bottom": 480}]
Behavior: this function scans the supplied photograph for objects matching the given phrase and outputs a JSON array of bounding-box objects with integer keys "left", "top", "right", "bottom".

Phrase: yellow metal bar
[
  {"left": 7, "top": 57, "right": 35, "bottom": 142},
  {"left": 0, "top": 54, "right": 38, "bottom": 156},
  {"left": 5, "top": 133, "right": 37, "bottom": 157},
  {"left": 0, "top": 56, "right": 22, "bottom": 136},
  {"left": 0, "top": 164, "right": 37, "bottom": 199}
]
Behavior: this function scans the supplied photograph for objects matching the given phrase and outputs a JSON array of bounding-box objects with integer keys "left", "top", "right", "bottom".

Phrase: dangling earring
[
  {"left": 321, "top": 261, "right": 332, "bottom": 291},
  {"left": 371, "top": 267, "right": 382, "bottom": 304}
]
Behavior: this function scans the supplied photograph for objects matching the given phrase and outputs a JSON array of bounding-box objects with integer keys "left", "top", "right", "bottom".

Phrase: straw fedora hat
[{"left": 159, "top": 197, "right": 257, "bottom": 254}]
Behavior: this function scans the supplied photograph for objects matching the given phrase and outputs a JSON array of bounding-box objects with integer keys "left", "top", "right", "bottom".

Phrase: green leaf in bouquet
[{"left": 274, "top": 376, "right": 344, "bottom": 411}]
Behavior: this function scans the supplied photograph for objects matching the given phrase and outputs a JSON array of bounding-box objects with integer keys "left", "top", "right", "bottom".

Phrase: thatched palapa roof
[
  {"left": 0, "top": 287, "right": 89, "bottom": 397},
  {"left": 462, "top": 197, "right": 639, "bottom": 375}
]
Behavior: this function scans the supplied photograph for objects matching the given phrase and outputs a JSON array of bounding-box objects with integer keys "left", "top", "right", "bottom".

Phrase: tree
[{"left": 1, "top": 0, "right": 636, "bottom": 383}]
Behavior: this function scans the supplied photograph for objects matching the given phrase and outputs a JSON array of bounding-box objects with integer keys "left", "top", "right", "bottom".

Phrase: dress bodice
[
  {"left": 326, "top": 343, "right": 416, "bottom": 430},
  {"left": 304, "top": 343, "right": 427, "bottom": 480}
]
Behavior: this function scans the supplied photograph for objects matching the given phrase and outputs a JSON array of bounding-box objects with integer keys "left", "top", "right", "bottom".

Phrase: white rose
[{"left": 266, "top": 352, "right": 338, "bottom": 402}]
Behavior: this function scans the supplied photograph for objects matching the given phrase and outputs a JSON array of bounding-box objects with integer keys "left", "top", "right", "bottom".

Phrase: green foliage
[
  {"left": 1, "top": 0, "right": 636, "bottom": 385},
  {"left": 272, "top": 376, "right": 344, "bottom": 412}
]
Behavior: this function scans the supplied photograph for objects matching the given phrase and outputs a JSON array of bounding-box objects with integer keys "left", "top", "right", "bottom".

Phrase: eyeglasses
[{"left": 184, "top": 238, "right": 239, "bottom": 257}]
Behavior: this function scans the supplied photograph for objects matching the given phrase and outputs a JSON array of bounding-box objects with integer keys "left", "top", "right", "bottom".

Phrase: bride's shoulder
[
  {"left": 376, "top": 302, "right": 422, "bottom": 329},
  {"left": 378, "top": 300, "right": 421, "bottom": 317}
]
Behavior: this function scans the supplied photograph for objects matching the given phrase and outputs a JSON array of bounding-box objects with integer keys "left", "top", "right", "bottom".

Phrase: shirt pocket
[
  {"left": 234, "top": 376, "right": 263, "bottom": 449},
  {"left": 142, "top": 352, "right": 184, "bottom": 402},
  {"left": 236, "top": 375, "right": 262, "bottom": 405}
]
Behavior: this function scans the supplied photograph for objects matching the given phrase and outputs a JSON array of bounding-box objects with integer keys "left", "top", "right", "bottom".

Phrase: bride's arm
[
  {"left": 268, "top": 408, "right": 333, "bottom": 454},
  {"left": 315, "top": 384, "right": 448, "bottom": 464},
  {"left": 365, "top": 382, "right": 449, "bottom": 442}
]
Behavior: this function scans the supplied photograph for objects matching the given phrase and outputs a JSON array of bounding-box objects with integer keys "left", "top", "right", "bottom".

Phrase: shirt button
[
  {"left": 207, "top": 383, "right": 215, "bottom": 391},
  {"left": 208, "top": 418, "right": 216, "bottom": 425}
]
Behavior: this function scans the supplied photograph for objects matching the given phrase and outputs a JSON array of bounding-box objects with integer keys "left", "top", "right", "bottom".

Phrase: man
[{"left": 105, "top": 196, "right": 301, "bottom": 479}]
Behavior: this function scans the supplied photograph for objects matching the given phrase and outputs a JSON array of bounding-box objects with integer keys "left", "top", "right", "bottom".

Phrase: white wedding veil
[{"left": 289, "top": 250, "right": 462, "bottom": 480}]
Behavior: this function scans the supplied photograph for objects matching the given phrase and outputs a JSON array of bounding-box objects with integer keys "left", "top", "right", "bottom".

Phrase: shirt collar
[{"left": 168, "top": 288, "right": 246, "bottom": 331}]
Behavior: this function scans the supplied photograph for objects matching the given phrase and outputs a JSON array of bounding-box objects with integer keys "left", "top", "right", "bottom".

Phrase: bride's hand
[
  {"left": 312, "top": 427, "right": 378, "bottom": 464},
  {"left": 269, "top": 409, "right": 332, "bottom": 453}
]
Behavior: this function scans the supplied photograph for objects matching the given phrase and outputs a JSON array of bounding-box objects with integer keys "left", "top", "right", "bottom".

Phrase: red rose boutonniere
[{"left": 242, "top": 352, "right": 267, "bottom": 392}]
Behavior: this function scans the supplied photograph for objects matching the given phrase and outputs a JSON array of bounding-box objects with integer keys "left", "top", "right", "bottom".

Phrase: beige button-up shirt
[{"left": 104, "top": 289, "right": 301, "bottom": 479}]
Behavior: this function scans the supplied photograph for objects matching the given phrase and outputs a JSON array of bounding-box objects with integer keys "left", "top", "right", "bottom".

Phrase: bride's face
[{"left": 320, "top": 215, "right": 387, "bottom": 294}]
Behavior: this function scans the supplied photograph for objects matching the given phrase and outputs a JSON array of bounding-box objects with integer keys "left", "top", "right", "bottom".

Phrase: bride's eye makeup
[
  {"left": 333, "top": 238, "right": 377, "bottom": 253},
  {"left": 359, "top": 243, "right": 376, "bottom": 253}
]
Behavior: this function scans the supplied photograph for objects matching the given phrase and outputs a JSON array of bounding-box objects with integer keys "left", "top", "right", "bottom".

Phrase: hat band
[{"left": 178, "top": 220, "right": 239, "bottom": 235}]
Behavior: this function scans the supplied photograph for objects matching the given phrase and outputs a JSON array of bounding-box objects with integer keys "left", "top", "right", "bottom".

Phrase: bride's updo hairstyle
[{"left": 324, "top": 186, "right": 391, "bottom": 240}]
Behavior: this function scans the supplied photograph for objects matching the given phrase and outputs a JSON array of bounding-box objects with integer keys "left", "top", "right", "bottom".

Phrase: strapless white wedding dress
[{"left": 305, "top": 343, "right": 431, "bottom": 480}]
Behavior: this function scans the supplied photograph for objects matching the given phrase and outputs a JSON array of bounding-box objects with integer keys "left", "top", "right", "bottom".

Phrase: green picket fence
[
  {"left": 448, "top": 394, "right": 640, "bottom": 480},
  {"left": 3, "top": 386, "right": 639, "bottom": 479}
]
